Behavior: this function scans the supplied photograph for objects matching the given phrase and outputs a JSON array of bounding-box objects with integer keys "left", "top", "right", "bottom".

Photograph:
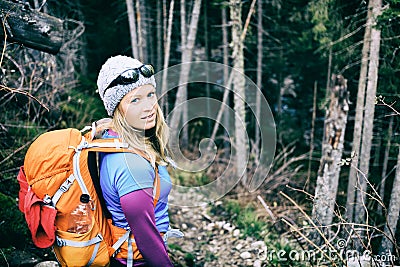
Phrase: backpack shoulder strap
[{"left": 84, "top": 141, "right": 161, "bottom": 207}]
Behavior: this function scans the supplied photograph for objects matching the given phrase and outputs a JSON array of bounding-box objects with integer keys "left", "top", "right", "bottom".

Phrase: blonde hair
[{"left": 110, "top": 104, "right": 170, "bottom": 167}]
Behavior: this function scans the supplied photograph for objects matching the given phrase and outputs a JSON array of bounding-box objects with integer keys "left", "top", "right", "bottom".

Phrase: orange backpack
[{"left": 18, "top": 126, "right": 160, "bottom": 266}]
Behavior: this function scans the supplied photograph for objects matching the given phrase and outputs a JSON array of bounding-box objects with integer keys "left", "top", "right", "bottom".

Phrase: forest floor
[
  {"left": 2, "top": 190, "right": 278, "bottom": 267},
  {"left": 167, "top": 190, "right": 271, "bottom": 267}
]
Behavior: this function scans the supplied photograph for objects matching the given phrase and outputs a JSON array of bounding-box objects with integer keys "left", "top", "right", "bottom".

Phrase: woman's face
[{"left": 118, "top": 84, "right": 158, "bottom": 130}]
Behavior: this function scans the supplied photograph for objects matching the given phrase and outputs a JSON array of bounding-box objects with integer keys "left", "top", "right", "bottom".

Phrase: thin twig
[
  {"left": 240, "top": 0, "right": 257, "bottom": 42},
  {"left": 0, "top": 248, "right": 9, "bottom": 267},
  {"left": 377, "top": 97, "right": 400, "bottom": 116},
  {"left": 0, "top": 85, "right": 49, "bottom": 111},
  {"left": 280, "top": 191, "right": 346, "bottom": 264},
  {"left": 257, "top": 195, "right": 277, "bottom": 223},
  {"left": 281, "top": 218, "right": 339, "bottom": 267}
]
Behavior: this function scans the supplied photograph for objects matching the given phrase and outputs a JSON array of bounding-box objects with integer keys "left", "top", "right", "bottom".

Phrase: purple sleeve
[{"left": 120, "top": 188, "right": 173, "bottom": 267}]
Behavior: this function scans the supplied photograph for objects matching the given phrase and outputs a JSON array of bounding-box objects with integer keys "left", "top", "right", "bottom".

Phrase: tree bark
[
  {"left": 160, "top": 0, "right": 174, "bottom": 113},
  {"left": 230, "top": 0, "right": 247, "bottom": 186},
  {"left": 345, "top": 0, "right": 373, "bottom": 222},
  {"left": 222, "top": 6, "right": 230, "bottom": 158},
  {"left": 180, "top": 0, "right": 188, "bottom": 146},
  {"left": 378, "top": 116, "right": 394, "bottom": 214},
  {"left": 169, "top": 0, "right": 202, "bottom": 142},
  {"left": 255, "top": 0, "right": 263, "bottom": 153},
  {"left": 156, "top": 0, "right": 163, "bottom": 70},
  {"left": 136, "top": 0, "right": 144, "bottom": 61},
  {"left": 380, "top": 146, "right": 400, "bottom": 255},
  {"left": 126, "top": 0, "right": 139, "bottom": 59},
  {"left": 0, "top": 0, "right": 64, "bottom": 54},
  {"left": 354, "top": 0, "right": 382, "bottom": 238},
  {"left": 209, "top": 0, "right": 256, "bottom": 151},
  {"left": 306, "top": 81, "right": 318, "bottom": 190},
  {"left": 312, "top": 75, "right": 349, "bottom": 241}
]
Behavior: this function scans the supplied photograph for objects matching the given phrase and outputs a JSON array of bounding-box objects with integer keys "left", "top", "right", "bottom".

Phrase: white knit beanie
[{"left": 97, "top": 55, "right": 156, "bottom": 116}]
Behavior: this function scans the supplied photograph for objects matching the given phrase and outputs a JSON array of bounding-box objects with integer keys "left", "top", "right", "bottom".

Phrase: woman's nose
[{"left": 143, "top": 98, "right": 157, "bottom": 111}]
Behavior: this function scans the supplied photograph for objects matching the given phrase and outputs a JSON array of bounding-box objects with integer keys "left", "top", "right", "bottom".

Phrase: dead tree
[
  {"left": 311, "top": 75, "right": 350, "bottom": 242},
  {"left": 380, "top": 146, "right": 400, "bottom": 256},
  {"left": 0, "top": 0, "right": 64, "bottom": 54}
]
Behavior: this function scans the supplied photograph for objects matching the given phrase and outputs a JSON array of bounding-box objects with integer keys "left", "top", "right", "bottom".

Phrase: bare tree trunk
[
  {"left": 143, "top": 1, "right": 152, "bottom": 64},
  {"left": 136, "top": 0, "right": 144, "bottom": 61},
  {"left": 306, "top": 81, "right": 318, "bottom": 190},
  {"left": 180, "top": 0, "right": 188, "bottom": 146},
  {"left": 230, "top": 0, "right": 247, "bottom": 186},
  {"left": 378, "top": 116, "right": 394, "bottom": 214},
  {"left": 169, "top": 0, "right": 202, "bottom": 141},
  {"left": 203, "top": 1, "right": 211, "bottom": 134},
  {"left": 180, "top": 0, "right": 186, "bottom": 51},
  {"left": 354, "top": 0, "right": 382, "bottom": 245},
  {"left": 160, "top": 0, "right": 175, "bottom": 113},
  {"left": 209, "top": 0, "right": 256, "bottom": 150},
  {"left": 222, "top": 6, "right": 230, "bottom": 158},
  {"left": 255, "top": 0, "right": 263, "bottom": 153},
  {"left": 126, "top": 0, "right": 139, "bottom": 58},
  {"left": 156, "top": 0, "right": 163, "bottom": 70},
  {"left": 380, "top": 146, "right": 400, "bottom": 255},
  {"left": 325, "top": 46, "right": 332, "bottom": 100},
  {"left": 163, "top": 0, "right": 167, "bottom": 44},
  {"left": 345, "top": 0, "right": 373, "bottom": 222},
  {"left": 312, "top": 75, "right": 349, "bottom": 242}
]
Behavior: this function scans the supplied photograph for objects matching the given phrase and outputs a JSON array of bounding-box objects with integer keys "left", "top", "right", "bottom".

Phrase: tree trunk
[
  {"left": 169, "top": 0, "right": 202, "bottom": 142},
  {"left": 345, "top": 0, "right": 373, "bottom": 222},
  {"left": 0, "top": 0, "right": 64, "bottom": 54},
  {"left": 230, "top": 0, "right": 247, "bottom": 186},
  {"left": 160, "top": 0, "right": 175, "bottom": 113},
  {"left": 156, "top": 0, "right": 163, "bottom": 70},
  {"left": 180, "top": 0, "right": 188, "bottom": 146},
  {"left": 380, "top": 146, "right": 400, "bottom": 255},
  {"left": 126, "top": 0, "right": 139, "bottom": 59},
  {"left": 222, "top": 6, "right": 230, "bottom": 158},
  {"left": 354, "top": 0, "right": 382, "bottom": 244},
  {"left": 136, "top": 0, "right": 144, "bottom": 61},
  {"left": 378, "top": 116, "right": 394, "bottom": 214},
  {"left": 146, "top": 2, "right": 153, "bottom": 64},
  {"left": 180, "top": 0, "right": 186, "bottom": 51},
  {"left": 203, "top": 0, "right": 211, "bottom": 135},
  {"left": 209, "top": 0, "right": 256, "bottom": 151},
  {"left": 255, "top": 0, "right": 263, "bottom": 153},
  {"left": 312, "top": 75, "right": 349, "bottom": 242},
  {"left": 306, "top": 81, "right": 318, "bottom": 190}
]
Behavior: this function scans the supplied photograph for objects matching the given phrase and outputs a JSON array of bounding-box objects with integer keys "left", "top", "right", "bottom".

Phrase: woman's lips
[{"left": 142, "top": 113, "right": 155, "bottom": 120}]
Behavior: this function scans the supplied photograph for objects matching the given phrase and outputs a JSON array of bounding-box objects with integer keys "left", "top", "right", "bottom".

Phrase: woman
[{"left": 96, "top": 55, "right": 174, "bottom": 266}]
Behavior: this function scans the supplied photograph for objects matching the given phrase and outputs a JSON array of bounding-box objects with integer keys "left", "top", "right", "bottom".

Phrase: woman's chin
[{"left": 141, "top": 123, "right": 155, "bottom": 130}]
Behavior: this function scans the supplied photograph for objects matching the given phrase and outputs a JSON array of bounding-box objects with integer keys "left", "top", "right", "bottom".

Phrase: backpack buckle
[
  {"left": 43, "top": 195, "right": 52, "bottom": 205},
  {"left": 59, "top": 183, "right": 70, "bottom": 193},
  {"left": 56, "top": 238, "right": 67, "bottom": 247},
  {"left": 97, "top": 233, "right": 103, "bottom": 241}
]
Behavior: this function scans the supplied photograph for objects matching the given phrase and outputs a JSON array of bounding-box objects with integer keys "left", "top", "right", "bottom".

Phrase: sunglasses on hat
[{"left": 104, "top": 64, "right": 155, "bottom": 92}]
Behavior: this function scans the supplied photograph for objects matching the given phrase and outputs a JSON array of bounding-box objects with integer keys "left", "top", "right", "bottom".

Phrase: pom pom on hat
[{"left": 97, "top": 55, "right": 156, "bottom": 116}]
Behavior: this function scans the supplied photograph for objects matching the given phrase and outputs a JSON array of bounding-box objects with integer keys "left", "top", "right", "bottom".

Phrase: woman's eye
[
  {"left": 131, "top": 98, "right": 139, "bottom": 103},
  {"left": 148, "top": 92, "right": 155, "bottom": 98}
]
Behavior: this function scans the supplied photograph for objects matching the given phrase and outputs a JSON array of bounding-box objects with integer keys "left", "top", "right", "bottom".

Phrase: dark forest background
[{"left": 0, "top": 0, "right": 399, "bottom": 265}]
